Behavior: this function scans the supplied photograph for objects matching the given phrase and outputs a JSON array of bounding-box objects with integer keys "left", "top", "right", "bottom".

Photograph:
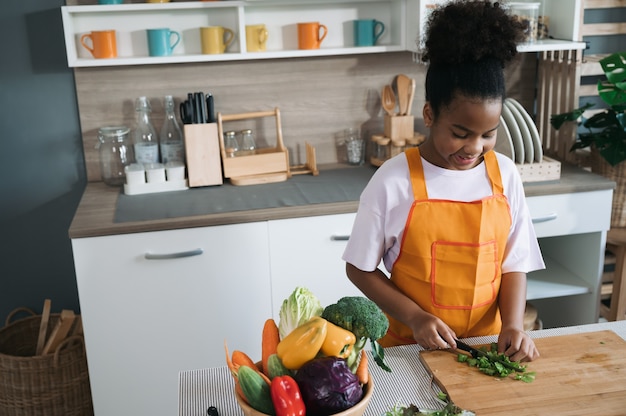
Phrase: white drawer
[{"left": 526, "top": 189, "right": 612, "bottom": 238}]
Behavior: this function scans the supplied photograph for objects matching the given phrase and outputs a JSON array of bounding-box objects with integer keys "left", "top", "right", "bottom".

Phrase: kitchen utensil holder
[
  {"left": 184, "top": 123, "right": 224, "bottom": 187},
  {"left": 384, "top": 114, "right": 414, "bottom": 140},
  {"left": 217, "top": 107, "right": 291, "bottom": 186}
]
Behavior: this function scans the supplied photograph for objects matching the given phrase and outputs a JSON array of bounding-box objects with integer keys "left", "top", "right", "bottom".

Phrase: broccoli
[{"left": 321, "top": 296, "right": 391, "bottom": 372}]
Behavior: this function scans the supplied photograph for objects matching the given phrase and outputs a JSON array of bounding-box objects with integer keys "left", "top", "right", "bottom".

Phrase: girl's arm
[
  {"left": 498, "top": 271, "right": 540, "bottom": 361},
  {"left": 346, "top": 262, "right": 457, "bottom": 349}
]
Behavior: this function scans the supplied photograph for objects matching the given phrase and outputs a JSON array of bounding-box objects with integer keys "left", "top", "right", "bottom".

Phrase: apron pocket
[{"left": 431, "top": 239, "right": 499, "bottom": 309}]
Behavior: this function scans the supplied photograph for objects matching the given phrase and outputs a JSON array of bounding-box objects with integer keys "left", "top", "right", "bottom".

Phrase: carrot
[
  {"left": 232, "top": 349, "right": 272, "bottom": 385},
  {"left": 355, "top": 351, "right": 369, "bottom": 385},
  {"left": 235, "top": 381, "right": 248, "bottom": 404},
  {"left": 224, "top": 340, "right": 239, "bottom": 379},
  {"left": 232, "top": 350, "right": 257, "bottom": 369},
  {"left": 261, "top": 318, "right": 280, "bottom": 376}
]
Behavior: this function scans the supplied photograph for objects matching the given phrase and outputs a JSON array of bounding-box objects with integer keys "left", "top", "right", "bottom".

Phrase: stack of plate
[{"left": 495, "top": 98, "right": 543, "bottom": 164}]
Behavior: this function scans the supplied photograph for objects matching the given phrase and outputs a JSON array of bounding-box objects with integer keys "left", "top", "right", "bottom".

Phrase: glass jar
[
  {"left": 390, "top": 138, "right": 406, "bottom": 158},
  {"left": 239, "top": 129, "right": 256, "bottom": 156},
  {"left": 97, "top": 126, "right": 134, "bottom": 186},
  {"left": 224, "top": 131, "right": 239, "bottom": 157}
]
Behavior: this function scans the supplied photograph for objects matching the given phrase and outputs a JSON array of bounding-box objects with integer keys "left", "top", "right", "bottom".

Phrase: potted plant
[{"left": 551, "top": 51, "right": 626, "bottom": 226}]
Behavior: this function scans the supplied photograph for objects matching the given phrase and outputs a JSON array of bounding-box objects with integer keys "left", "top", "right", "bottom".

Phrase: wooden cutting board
[{"left": 419, "top": 331, "right": 626, "bottom": 415}]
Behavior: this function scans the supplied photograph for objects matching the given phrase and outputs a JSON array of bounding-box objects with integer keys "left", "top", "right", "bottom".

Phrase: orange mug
[
  {"left": 80, "top": 30, "right": 117, "bottom": 59},
  {"left": 297, "top": 22, "right": 327, "bottom": 50}
]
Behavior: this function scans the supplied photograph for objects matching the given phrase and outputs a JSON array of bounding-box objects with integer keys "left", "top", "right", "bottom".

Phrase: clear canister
[
  {"left": 224, "top": 131, "right": 239, "bottom": 157},
  {"left": 239, "top": 129, "right": 257, "bottom": 156},
  {"left": 509, "top": 2, "right": 540, "bottom": 43},
  {"left": 97, "top": 126, "right": 134, "bottom": 186}
]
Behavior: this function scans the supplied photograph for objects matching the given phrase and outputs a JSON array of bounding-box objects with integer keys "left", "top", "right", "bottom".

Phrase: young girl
[{"left": 343, "top": 0, "right": 544, "bottom": 362}]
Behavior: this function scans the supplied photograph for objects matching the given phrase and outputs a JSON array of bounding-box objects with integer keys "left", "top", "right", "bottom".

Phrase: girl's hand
[
  {"left": 497, "top": 327, "right": 540, "bottom": 362},
  {"left": 409, "top": 311, "right": 457, "bottom": 350}
]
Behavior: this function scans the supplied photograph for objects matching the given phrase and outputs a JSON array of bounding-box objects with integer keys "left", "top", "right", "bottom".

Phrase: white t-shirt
[{"left": 342, "top": 151, "right": 545, "bottom": 274}]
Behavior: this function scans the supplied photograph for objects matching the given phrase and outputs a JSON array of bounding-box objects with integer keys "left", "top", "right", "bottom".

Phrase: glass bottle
[
  {"left": 239, "top": 129, "right": 256, "bottom": 156},
  {"left": 97, "top": 126, "right": 134, "bottom": 187},
  {"left": 160, "top": 95, "right": 184, "bottom": 164},
  {"left": 133, "top": 96, "right": 159, "bottom": 165}
]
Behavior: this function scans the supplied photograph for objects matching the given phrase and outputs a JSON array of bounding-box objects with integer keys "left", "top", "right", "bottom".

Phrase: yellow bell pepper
[
  {"left": 320, "top": 319, "right": 356, "bottom": 359},
  {"left": 277, "top": 316, "right": 327, "bottom": 370}
]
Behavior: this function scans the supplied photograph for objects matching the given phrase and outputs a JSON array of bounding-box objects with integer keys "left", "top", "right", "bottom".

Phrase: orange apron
[{"left": 380, "top": 148, "right": 512, "bottom": 347}]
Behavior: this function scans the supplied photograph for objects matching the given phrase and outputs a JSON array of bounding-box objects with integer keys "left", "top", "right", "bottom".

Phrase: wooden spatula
[
  {"left": 396, "top": 74, "right": 411, "bottom": 115},
  {"left": 35, "top": 299, "right": 52, "bottom": 355},
  {"left": 42, "top": 309, "right": 75, "bottom": 355}
]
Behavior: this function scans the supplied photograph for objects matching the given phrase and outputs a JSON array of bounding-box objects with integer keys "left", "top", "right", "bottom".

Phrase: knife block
[
  {"left": 384, "top": 114, "right": 414, "bottom": 140},
  {"left": 183, "top": 123, "right": 223, "bottom": 187}
]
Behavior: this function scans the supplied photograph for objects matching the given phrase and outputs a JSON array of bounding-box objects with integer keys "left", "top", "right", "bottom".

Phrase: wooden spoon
[
  {"left": 406, "top": 78, "right": 416, "bottom": 116},
  {"left": 396, "top": 74, "right": 411, "bottom": 115},
  {"left": 382, "top": 85, "right": 396, "bottom": 116}
]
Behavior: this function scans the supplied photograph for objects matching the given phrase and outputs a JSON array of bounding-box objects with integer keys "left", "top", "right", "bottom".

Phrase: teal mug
[
  {"left": 353, "top": 19, "right": 385, "bottom": 47},
  {"left": 146, "top": 28, "right": 180, "bottom": 57},
  {"left": 98, "top": 0, "right": 123, "bottom": 4}
]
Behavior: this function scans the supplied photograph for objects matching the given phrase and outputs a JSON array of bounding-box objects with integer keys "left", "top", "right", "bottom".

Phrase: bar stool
[{"left": 602, "top": 228, "right": 626, "bottom": 321}]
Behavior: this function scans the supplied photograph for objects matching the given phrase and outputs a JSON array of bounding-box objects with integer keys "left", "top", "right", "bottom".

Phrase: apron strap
[
  {"left": 483, "top": 150, "right": 504, "bottom": 195},
  {"left": 406, "top": 148, "right": 428, "bottom": 200}
]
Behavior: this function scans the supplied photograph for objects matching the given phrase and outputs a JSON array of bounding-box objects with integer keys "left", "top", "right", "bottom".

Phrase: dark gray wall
[{"left": 0, "top": 1, "right": 85, "bottom": 323}]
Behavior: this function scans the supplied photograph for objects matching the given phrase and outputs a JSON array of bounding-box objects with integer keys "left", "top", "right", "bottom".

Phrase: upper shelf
[{"left": 61, "top": 0, "right": 588, "bottom": 68}]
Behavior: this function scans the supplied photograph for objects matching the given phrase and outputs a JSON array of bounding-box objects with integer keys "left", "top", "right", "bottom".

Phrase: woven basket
[
  {"left": 590, "top": 147, "right": 626, "bottom": 228},
  {"left": 0, "top": 308, "right": 93, "bottom": 416}
]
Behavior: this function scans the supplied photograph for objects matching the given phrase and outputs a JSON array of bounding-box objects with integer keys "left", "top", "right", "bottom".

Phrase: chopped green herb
[{"left": 455, "top": 343, "right": 534, "bottom": 381}]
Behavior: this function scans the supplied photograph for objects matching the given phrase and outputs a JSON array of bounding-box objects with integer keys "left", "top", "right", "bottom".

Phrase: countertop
[
  {"left": 178, "top": 320, "right": 626, "bottom": 416},
  {"left": 69, "top": 162, "right": 615, "bottom": 239}
]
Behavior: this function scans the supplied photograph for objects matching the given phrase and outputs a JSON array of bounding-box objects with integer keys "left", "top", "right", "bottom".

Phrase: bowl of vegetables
[
  {"left": 234, "top": 370, "right": 373, "bottom": 416},
  {"left": 227, "top": 288, "right": 391, "bottom": 416}
]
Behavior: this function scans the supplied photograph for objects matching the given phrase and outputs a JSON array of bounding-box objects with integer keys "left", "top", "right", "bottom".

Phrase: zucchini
[
  {"left": 238, "top": 365, "right": 275, "bottom": 415},
  {"left": 267, "top": 354, "right": 292, "bottom": 379}
]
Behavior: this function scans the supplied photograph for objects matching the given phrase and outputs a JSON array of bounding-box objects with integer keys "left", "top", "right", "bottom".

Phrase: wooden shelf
[{"left": 61, "top": 0, "right": 409, "bottom": 67}]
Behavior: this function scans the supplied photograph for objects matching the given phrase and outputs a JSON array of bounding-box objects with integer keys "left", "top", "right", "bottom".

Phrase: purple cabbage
[{"left": 294, "top": 357, "right": 364, "bottom": 415}]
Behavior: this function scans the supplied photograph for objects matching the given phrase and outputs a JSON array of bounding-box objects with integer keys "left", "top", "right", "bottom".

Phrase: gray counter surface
[{"left": 69, "top": 162, "right": 615, "bottom": 239}]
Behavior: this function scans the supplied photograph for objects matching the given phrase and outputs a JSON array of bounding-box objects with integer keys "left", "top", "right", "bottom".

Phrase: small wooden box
[
  {"left": 184, "top": 123, "right": 223, "bottom": 187},
  {"left": 384, "top": 114, "right": 414, "bottom": 139},
  {"left": 217, "top": 108, "right": 290, "bottom": 185}
]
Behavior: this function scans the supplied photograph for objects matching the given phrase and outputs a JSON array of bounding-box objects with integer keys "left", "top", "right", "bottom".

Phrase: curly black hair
[{"left": 421, "top": 0, "right": 526, "bottom": 118}]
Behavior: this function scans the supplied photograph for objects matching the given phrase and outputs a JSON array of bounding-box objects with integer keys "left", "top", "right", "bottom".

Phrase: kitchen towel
[{"left": 114, "top": 166, "right": 377, "bottom": 223}]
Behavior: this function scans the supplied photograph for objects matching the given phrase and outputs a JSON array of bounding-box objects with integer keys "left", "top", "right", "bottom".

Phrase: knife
[
  {"left": 454, "top": 339, "right": 525, "bottom": 372},
  {"left": 194, "top": 92, "right": 204, "bottom": 124},
  {"left": 206, "top": 93, "right": 215, "bottom": 123},
  {"left": 454, "top": 339, "right": 485, "bottom": 359}
]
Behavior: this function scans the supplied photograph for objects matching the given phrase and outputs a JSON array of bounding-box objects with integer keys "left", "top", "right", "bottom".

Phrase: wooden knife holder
[
  {"left": 217, "top": 107, "right": 291, "bottom": 186},
  {"left": 384, "top": 114, "right": 414, "bottom": 140},
  {"left": 184, "top": 123, "right": 223, "bottom": 187}
]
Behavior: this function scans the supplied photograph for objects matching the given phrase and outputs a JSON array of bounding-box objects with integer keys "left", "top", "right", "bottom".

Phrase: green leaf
[{"left": 371, "top": 339, "right": 392, "bottom": 372}]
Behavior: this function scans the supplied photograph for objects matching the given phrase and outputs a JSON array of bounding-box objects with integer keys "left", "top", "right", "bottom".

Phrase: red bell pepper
[{"left": 270, "top": 375, "right": 306, "bottom": 416}]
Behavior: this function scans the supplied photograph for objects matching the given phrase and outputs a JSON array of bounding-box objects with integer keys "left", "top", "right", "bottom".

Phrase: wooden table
[{"left": 178, "top": 320, "right": 626, "bottom": 416}]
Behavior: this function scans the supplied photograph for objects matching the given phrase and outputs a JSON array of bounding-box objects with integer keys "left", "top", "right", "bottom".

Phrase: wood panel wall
[{"left": 74, "top": 52, "right": 535, "bottom": 182}]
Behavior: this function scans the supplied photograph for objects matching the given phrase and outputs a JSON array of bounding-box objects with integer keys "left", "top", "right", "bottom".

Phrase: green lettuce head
[{"left": 278, "top": 287, "right": 324, "bottom": 339}]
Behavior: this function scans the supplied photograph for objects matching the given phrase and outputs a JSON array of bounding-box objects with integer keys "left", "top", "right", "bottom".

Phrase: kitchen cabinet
[
  {"left": 268, "top": 213, "right": 364, "bottom": 318},
  {"left": 60, "top": 0, "right": 586, "bottom": 68},
  {"left": 526, "top": 189, "right": 612, "bottom": 327},
  {"left": 71, "top": 222, "right": 272, "bottom": 416}
]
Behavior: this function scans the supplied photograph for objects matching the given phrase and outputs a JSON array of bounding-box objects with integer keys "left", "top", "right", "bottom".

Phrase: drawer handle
[
  {"left": 330, "top": 235, "right": 350, "bottom": 241},
  {"left": 144, "top": 248, "right": 204, "bottom": 260},
  {"left": 532, "top": 213, "right": 558, "bottom": 224}
]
